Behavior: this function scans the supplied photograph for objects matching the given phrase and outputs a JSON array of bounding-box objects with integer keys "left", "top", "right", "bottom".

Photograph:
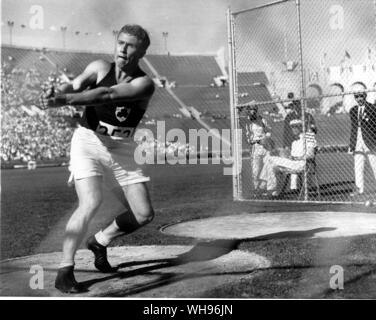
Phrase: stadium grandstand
[
  {"left": 146, "top": 55, "right": 223, "bottom": 86},
  {"left": 1, "top": 43, "right": 365, "bottom": 169}
]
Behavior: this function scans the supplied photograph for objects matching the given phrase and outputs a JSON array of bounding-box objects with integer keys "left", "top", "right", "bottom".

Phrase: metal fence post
[
  {"left": 295, "top": 0, "right": 309, "bottom": 201},
  {"left": 227, "top": 8, "right": 242, "bottom": 200}
]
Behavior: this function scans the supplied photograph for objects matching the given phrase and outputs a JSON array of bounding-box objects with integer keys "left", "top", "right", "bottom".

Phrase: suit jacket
[{"left": 349, "top": 101, "right": 376, "bottom": 152}]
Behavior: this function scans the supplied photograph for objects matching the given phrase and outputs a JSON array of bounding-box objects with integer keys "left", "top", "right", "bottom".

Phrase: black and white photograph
[{"left": 1, "top": 0, "right": 376, "bottom": 306}]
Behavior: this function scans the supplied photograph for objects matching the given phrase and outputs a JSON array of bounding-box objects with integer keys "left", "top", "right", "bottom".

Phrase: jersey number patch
[{"left": 96, "top": 121, "right": 135, "bottom": 138}]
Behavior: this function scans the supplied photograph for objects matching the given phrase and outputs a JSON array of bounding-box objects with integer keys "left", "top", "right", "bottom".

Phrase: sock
[
  {"left": 95, "top": 230, "right": 112, "bottom": 247},
  {"left": 290, "top": 174, "right": 298, "bottom": 190},
  {"left": 59, "top": 262, "right": 74, "bottom": 269}
]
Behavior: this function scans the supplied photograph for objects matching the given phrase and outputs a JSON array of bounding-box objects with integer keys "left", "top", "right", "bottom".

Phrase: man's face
[
  {"left": 292, "top": 100, "right": 301, "bottom": 113},
  {"left": 115, "top": 32, "right": 145, "bottom": 69},
  {"left": 354, "top": 93, "right": 367, "bottom": 106},
  {"left": 247, "top": 108, "right": 257, "bottom": 119},
  {"left": 284, "top": 105, "right": 293, "bottom": 114},
  {"left": 291, "top": 125, "right": 301, "bottom": 136}
]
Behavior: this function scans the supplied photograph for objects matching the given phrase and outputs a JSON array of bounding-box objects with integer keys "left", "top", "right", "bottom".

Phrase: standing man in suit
[{"left": 349, "top": 89, "right": 376, "bottom": 196}]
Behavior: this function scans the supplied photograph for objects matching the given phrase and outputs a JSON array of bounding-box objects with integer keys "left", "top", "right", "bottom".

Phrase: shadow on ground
[{"left": 78, "top": 227, "right": 337, "bottom": 296}]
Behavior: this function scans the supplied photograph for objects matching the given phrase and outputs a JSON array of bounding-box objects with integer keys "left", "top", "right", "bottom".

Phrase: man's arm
[
  {"left": 38, "top": 60, "right": 104, "bottom": 110},
  {"left": 38, "top": 60, "right": 100, "bottom": 110},
  {"left": 292, "top": 144, "right": 315, "bottom": 160},
  {"left": 282, "top": 115, "right": 292, "bottom": 149},
  {"left": 291, "top": 132, "right": 316, "bottom": 160},
  {"left": 262, "top": 118, "right": 272, "bottom": 137},
  {"left": 306, "top": 141, "right": 316, "bottom": 159},
  {"left": 307, "top": 113, "right": 317, "bottom": 134},
  {"left": 348, "top": 106, "right": 357, "bottom": 152},
  {"left": 66, "top": 77, "right": 155, "bottom": 106},
  {"left": 45, "top": 76, "right": 155, "bottom": 108},
  {"left": 245, "top": 123, "right": 252, "bottom": 145},
  {"left": 56, "top": 60, "right": 100, "bottom": 94}
]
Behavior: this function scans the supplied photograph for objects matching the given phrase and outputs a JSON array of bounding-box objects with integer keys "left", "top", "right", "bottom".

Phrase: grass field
[{"left": 1, "top": 164, "right": 376, "bottom": 298}]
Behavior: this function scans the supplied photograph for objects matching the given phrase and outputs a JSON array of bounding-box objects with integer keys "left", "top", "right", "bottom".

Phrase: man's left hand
[{"left": 37, "top": 86, "right": 66, "bottom": 110}]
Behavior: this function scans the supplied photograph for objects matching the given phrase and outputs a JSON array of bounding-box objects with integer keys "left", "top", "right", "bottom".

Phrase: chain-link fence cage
[{"left": 228, "top": 0, "right": 376, "bottom": 203}]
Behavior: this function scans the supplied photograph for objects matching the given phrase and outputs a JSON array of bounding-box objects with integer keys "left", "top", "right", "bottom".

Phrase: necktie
[{"left": 358, "top": 107, "right": 364, "bottom": 126}]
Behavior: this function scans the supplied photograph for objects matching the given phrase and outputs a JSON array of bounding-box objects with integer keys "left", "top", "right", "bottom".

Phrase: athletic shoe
[
  {"left": 262, "top": 190, "right": 278, "bottom": 197},
  {"left": 350, "top": 189, "right": 364, "bottom": 198},
  {"left": 86, "top": 235, "right": 116, "bottom": 273},
  {"left": 55, "top": 266, "right": 85, "bottom": 293}
]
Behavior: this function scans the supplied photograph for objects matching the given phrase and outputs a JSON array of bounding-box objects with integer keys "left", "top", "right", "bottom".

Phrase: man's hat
[
  {"left": 352, "top": 82, "right": 367, "bottom": 96},
  {"left": 287, "top": 92, "right": 295, "bottom": 99}
]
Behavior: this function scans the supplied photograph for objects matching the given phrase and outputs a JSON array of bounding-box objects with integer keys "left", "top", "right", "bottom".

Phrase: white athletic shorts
[{"left": 69, "top": 126, "right": 150, "bottom": 188}]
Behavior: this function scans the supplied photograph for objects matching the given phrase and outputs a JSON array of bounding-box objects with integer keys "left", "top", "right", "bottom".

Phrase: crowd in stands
[
  {"left": 1, "top": 108, "right": 73, "bottom": 163},
  {"left": 1, "top": 64, "right": 76, "bottom": 165}
]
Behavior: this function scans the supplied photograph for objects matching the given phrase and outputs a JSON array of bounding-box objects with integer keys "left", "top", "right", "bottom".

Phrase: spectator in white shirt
[{"left": 260, "top": 119, "right": 317, "bottom": 196}]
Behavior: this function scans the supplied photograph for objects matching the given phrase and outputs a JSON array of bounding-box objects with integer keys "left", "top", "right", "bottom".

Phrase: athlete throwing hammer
[{"left": 39, "top": 25, "right": 155, "bottom": 293}]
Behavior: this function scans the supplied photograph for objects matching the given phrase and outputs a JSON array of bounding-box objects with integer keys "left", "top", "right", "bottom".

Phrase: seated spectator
[
  {"left": 283, "top": 92, "right": 317, "bottom": 155},
  {"left": 259, "top": 119, "right": 317, "bottom": 196}
]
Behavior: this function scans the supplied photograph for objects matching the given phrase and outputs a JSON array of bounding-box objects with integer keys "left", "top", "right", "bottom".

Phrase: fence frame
[{"left": 228, "top": 0, "right": 376, "bottom": 204}]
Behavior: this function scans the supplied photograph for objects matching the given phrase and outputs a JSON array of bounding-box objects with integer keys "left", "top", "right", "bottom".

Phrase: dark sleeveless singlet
[{"left": 79, "top": 62, "right": 148, "bottom": 138}]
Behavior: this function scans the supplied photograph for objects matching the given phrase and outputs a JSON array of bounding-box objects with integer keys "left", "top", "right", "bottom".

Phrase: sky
[
  {"left": 1, "top": 0, "right": 375, "bottom": 74},
  {"left": 1, "top": 0, "right": 270, "bottom": 54}
]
